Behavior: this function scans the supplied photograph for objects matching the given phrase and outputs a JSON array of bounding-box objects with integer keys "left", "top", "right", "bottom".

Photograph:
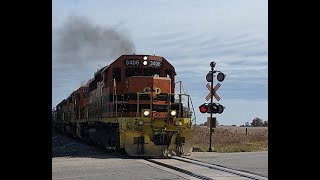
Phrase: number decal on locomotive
[
  {"left": 125, "top": 59, "right": 140, "bottom": 66},
  {"left": 150, "top": 60, "right": 161, "bottom": 67}
]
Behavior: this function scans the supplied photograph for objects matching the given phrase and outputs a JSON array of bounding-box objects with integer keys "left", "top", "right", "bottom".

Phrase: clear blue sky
[{"left": 52, "top": 0, "right": 268, "bottom": 126}]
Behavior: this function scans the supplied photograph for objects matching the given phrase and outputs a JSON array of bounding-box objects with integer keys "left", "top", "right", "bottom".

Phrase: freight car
[{"left": 53, "top": 54, "right": 193, "bottom": 157}]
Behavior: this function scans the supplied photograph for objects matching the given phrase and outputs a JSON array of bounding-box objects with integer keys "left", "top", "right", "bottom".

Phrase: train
[{"left": 52, "top": 54, "right": 194, "bottom": 157}]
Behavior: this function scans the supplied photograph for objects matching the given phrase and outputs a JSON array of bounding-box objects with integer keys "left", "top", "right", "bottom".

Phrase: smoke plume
[{"left": 55, "top": 15, "right": 136, "bottom": 68}]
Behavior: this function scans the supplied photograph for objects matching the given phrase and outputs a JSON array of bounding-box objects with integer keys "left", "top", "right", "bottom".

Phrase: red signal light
[
  {"left": 199, "top": 104, "right": 208, "bottom": 113},
  {"left": 200, "top": 106, "right": 207, "bottom": 112}
]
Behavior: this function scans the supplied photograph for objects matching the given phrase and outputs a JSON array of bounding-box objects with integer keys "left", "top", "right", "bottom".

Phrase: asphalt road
[
  {"left": 52, "top": 131, "right": 188, "bottom": 180},
  {"left": 53, "top": 156, "right": 190, "bottom": 180},
  {"left": 188, "top": 151, "right": 268, "bottom": 177}
]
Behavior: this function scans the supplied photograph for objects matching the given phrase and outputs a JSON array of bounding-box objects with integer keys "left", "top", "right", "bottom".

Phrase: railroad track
[
  {"left": 138, "top": 156, "right": 268, "bottom": 180},
  {"left": 53, "top": 132, "right": 267, "bottom": 179}
]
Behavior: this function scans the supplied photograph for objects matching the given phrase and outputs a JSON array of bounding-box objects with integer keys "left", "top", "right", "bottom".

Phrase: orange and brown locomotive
[{"left": 53, "top": 54, "right": 193, "bottom": 157}]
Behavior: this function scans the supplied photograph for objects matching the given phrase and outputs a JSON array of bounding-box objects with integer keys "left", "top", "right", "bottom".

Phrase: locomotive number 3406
[{"left": 125, "top": 59, "right": 140, "bottom": 66}]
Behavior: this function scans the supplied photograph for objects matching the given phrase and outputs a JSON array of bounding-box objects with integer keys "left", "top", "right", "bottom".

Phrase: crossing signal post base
[{"left": 208, "top": 117, "right": 216, "bottom": 152}]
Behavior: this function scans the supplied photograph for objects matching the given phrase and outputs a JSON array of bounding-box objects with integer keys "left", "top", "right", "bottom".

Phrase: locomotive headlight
[
  {"left": 143, "top": 56, "right": 148, "bottom": 65},
  {"left": 170, "top": 110, "right": 177, "bottom": 116},
  {"left": 143, "top": 60, "right": 148, "bottom": 65},
  {"left": 174, "top": 121, "right": 181, "bottom": 126},
  {"left": 138, "top": 120, "right": 144, "bottom": 126},
  {"left": 142, "top": 109, "right": 150, "bottom": 117}
]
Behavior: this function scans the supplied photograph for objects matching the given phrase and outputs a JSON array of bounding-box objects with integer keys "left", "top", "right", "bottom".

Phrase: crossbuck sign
[{"left": 205, "top": 83, "right": 221, "bottom": 101}]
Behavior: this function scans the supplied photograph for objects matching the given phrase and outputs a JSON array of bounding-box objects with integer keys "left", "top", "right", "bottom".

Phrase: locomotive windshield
[{"left": 125, "top": 68, "right": 160, "bottom": 78}]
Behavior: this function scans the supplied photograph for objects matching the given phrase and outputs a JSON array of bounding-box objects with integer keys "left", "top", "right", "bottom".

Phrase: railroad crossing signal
[
  {"left": 205, "top": 83, "right": 221, "bottom": 101},
  {"left": 203, "top": 61, "right": 226, "bottom": 152}
]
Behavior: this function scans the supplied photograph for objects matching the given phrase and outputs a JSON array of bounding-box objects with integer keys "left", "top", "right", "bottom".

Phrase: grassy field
[{"left": 192, "top": 126, "right": 268, "bottom": 153}]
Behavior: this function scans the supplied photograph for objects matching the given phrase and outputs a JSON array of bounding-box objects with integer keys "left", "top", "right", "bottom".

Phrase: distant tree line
[
  {"left": 198, "top": 117, "right": 268, "bottom": 127},
  {"left": 240, "top": 117, "right": 268, "bottom": 127}
]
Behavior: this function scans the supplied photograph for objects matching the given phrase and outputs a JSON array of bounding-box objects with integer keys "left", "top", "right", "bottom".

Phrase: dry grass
[{"left": 192, "top": 126, "right": 268, "bottom": 152}]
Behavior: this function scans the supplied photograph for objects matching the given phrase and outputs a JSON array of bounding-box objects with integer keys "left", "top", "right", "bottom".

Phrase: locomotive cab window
[
  {"left": 165, "top": 69, "right": 172, "bottom": 79},
  {"left": 125, "top": 68, "right": 160, "bottom": 77},
  {"left": 144, "top": 69, "right": 160, "bottom": 77},
  {"left": 88, "top": 79, "right": 97, "bottom": 92},
  {"left": 103, "top": 71, "right": 108, "bottom": 84},
  {"left": 113, "top": 68, "right": 121, "bottom": 82},
  {"left": 125, "top": 68, "right": 142, "bottom": 78}
]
